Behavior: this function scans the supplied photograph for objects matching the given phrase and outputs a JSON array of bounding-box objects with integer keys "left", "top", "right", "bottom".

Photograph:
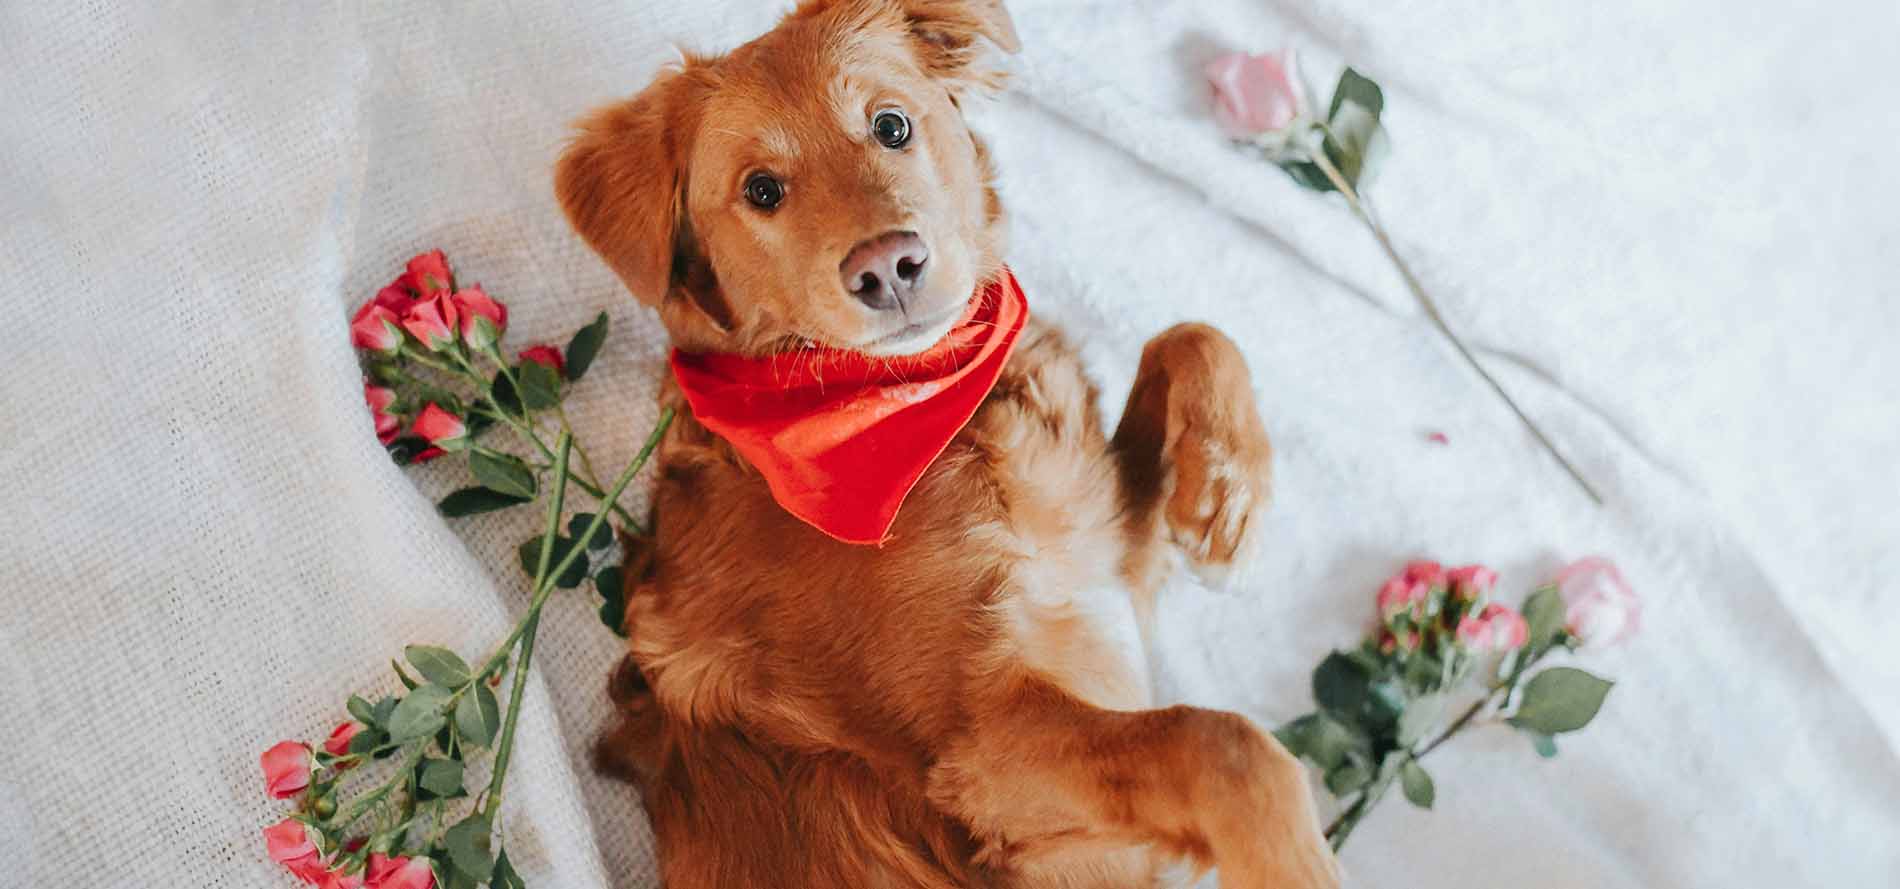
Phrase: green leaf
[
  {"left": 386, "top": 436, "right": 433, "bottom": 466},
  {"left": 1312, "top": 652, "right": 1371, "bottom": 720},
  {"left": 405, "top": 645, "right": 473, "bottom": 688},
  {"left": 346, "top": 726, "right": 386, "bottom": 756},
  {"left": 1397, "top": 692, "right": 1445, "bottom": 747},
  {"left": 1521, "top": 585, "right": 1566, "bottom": 655},
  {"left": 568, "top": 513, "right": 613, "bottom": 550},
  {"left": 490, "top": 370, "right": 521, "bottom": 414},
  {"left": 456, "top": 683, "right": 500, "bottom": 748},
  {"left": 565, "top": 311, "right": 610, "bottom": 381},
  {"left": 386, "top": 684, "right": 454, "bottom": 742},
  {"left": 1324, "top": 760, "right": 1371, "bottom": 797},
  {"left": 439, "top": 487, "right": 531, "bottom": 517},
  {"left": 492, "top": 849, "right": 526, "bottom": 889},
  {"left": 518, "top": 537, "right": 588, "bottom": 589},
  {"left": 347, "top": 695, "right": 376, "bottom": 726},
  {"left": 418, "top": 757, "right": 466, "bottom": 798},
  {"left": 1365, "top": 678, "right": 1406, "bottom": 729},
  {"left": 596, "top": 565, "right": 628, "bottom": 637},
  {"left": 371, "top": 696, "right": 399, "bottom": 726},
  {"left": 1327, "top": 67, "right": 1385, "bottom": 120},
  {"left": 1279, "top": 160, "right": 1337, "bottom": 193},
  {"left": 443, "top": 814, "right": 495, "bottom": 880},
  {"left": 1399, "top": 759, "right": 1435, "bottom": 809},
  {"left": 469, "top": 451, "right": 537, "bottom": 501},
  {"left": 391, "top": 659, "right": 420, "bottom": 691},
  {"left": 1524, "top": 729, "right": 1559, "bottom": 758},
  {"left": 1508, "top": 667, "right": 1614, "bottom": 735},
  {"left": 517, "top": 360, "right": 562, "bottom": 410}
]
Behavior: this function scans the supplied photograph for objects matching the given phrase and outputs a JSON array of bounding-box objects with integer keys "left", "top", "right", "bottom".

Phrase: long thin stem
[
  {"left": 330, "top": 742, "right": 426, "bottom": 831},
  {"left": 1303, "top": 143, "right": 1603, "bottom": 506}
]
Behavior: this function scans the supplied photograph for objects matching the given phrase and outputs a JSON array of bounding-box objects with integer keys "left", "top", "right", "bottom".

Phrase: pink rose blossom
[
  {"left": 518, "top": 344, "right": 566, "bottom": 377},
  {"left": 260, "top": 740, "right": 312, "bottom": 799},
  {"left": 1554, "top": 556, "right": 1640, "bottom": 648},
  {"left": 320, "top": 870, "right": 365, "bottom": 889},
  {"left": 401, "top": 294, "right": 460, "bottom": 352},
  {"left": 454, "top": 286, "right": 508, "bottom": 349},
  {"left": 411, "top": 403, "right": 469, "bottom": 451},
  {"left": 350, "top": 304, "right": 405, "bottom": 354},
  {"left": 1375, "top": 576, "right": 1427, "bottom": 620},
  {"left": 406, "top": 250, "right": 454, "bottom": 297},
  {"left": 1447, "top": 564, "right": 1498, "bottom": 601},
  {"left": 1205, "top": 49, "right": 1304, "bottom": 139},
  {"left": 323, "top": 721, "right": 363, "bottom": 765},
  {"left": 365, "top": 382, "right": 401, "bottom": 446},
  {"left": 1402, "top": 560, "right": 1445, "bottom": 589},
  {"left": 366, "top": 854, "right": 436, "bottom": 889},
  {"left": 1456, "top": 603, "right": 1528, "bottom": 652},
  {"left": 263, "top": 818, "right": 327, "bottom": 884}
]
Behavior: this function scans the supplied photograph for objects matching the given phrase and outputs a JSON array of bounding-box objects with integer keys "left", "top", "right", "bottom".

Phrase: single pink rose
[
  {"left": 263, "top": 818, "right": 327, "bottom": 884},
  {"left": 320, "top": 870, "right": 365, "bottom": 889},
  {"left": 260, "top": 741, "right": 312, "bottom": 800},
  {"left": 323, "top": 721, "right": 363, "bottom": 762},
  {"left": 454, "top": 286, "right": 508, "bottom": 349},
  {"left": 366, "top": 854, "right": 436, "bottom": 889},
  {"left": 350, "top": 304, "right": 404, "bottom": 354},
  {"left": 1447, "top": 564, "right": 1498, "bottom": 601},
  {"left": 365, "top": 382, "right": 401, "bottom": 446},
  {"left": 1554, "top": 556, "right": 1640, "bottom": 648},
  {"left": 518, "top": 344, "right": 566, "bottom": 377},
  {"left": 411, "top": 403, "right": 469, "bottom": 451},
  {"left": 401, "top": 294, "right": 460, "bottom": 352},
  {"left": 1375, "top": 576, "right": 1427, "bottom": 620},
  {"left": 1457, "top": 603, "right": 1528, "bottom": 652},
  {"left": 1402, "top": 560, "right": 1445, "bottom": 589},
  {"left": 406, "top": 250, "right": 454, "bottom": 297},
  {"left": 1205, "top": 49, "right": 1303, "bottom": 139}
]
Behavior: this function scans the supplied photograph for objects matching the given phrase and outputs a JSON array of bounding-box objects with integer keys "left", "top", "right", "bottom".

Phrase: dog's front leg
[{"left": 929, "top": 675, "right": 1338, "bottom": 888}]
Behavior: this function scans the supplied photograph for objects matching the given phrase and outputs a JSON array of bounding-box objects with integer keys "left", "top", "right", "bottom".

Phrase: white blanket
[{"left": 2, "top": 1, "right": 1896, "bottom": 887}]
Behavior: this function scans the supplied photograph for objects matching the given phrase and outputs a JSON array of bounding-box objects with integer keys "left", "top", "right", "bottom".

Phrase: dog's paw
[{"left": 1163, "top": 431, "right": 1271, "bottom": 591}]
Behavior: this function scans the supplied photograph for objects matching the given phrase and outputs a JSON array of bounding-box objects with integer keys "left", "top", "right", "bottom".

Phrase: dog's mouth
[{"left": 853, "top": 300, "right": 970, "bottom": 357}]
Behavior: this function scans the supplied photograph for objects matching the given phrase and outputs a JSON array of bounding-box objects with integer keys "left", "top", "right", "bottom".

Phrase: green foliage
[
  {"left": 1400, "top": 760, "right": 1435, "bottom": 809},
  {"left": 1509, "top": 667, "right": 1614, "bottom": 735},
  {"left": 564, "top": 312, "right": 609, "bottom": 381},
  {"left": 405, "top": 645, "right": 473, "bottom": 688},
  {"left": 517, "top": 536, "right": 588, "bottom": 589},
  {"left": 443, "top": 814, "right": 495, "bottom": 881},
  {"left": 470, "top": 451, "right": 537, "bottom": 501},
  {"left": 347, "top": 695, "right": 377, "bottom": 726},
  {"left": 386, "top": 685, "right": 453, "bottom": 742},
  {"left": 595, "top": 565, "right": 628, "bottom": 637},
  {"left": 439, "top": 487, "right": 531, "bottom": 517},
  {"left": 492, "top": 849, "right": 526, "bottom": 889},
  {"left": 517, "top": 360, "right": 562, "bottom": 410},
  {"left": 455, "top": 684, "right": 500, "bottom": 748},
  {"left": 1521, "top": 585, "right": 1567, "bottom": 657},
  {"left": 568, "top": 512, "right": 613, "bottom": 550},
  {"left": 418, "top": 757, "right": 466, "bottom": 799}
]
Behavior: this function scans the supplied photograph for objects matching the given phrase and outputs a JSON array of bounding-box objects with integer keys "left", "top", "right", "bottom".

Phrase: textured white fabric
[{"left": 2, "top": 1, "right": 1896, "bottom": 887}]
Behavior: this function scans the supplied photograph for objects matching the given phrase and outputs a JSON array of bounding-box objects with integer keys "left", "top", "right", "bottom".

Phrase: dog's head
[{"left": 556, "top": 0, "right": 1018, "bottom": 356}]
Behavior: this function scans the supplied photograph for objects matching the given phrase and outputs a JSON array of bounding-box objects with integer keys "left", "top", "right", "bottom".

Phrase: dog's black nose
[{"left": 840, "top": 230, "right": 929, "bottom": 311}]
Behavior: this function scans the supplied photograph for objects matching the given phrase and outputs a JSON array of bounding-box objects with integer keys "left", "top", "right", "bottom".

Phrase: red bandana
[{"left": 669, "top": 270, "right": 1028, "bottom": 545}]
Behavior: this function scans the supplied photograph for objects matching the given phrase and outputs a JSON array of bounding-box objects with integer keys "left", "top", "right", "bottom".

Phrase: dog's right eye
[{"left": 743, "top": 173, "right": 784, "bottom": 210}]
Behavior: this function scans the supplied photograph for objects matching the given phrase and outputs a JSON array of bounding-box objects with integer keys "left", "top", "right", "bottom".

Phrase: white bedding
[{"left": 2, "top": 1, "right": 1897, "bottom": 887}]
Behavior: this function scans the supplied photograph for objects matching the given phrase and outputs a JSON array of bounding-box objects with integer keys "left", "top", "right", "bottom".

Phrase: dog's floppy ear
[
  {"left": 555, "top": 67, "right": 703, "bottom": 308},
  {"left": 900, "top": 0, "right": 1020, "bottom": 90}
]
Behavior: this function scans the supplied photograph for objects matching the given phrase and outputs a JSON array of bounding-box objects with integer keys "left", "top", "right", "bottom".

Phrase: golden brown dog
[{"left": 555, "top": 1, "right": 1339, "bottom": 886}]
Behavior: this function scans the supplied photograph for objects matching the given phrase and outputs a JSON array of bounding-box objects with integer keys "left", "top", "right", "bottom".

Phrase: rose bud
[
  {"left": 323, "top": 721, "right": 363, "bottom": 768},
  {"left": 1447, "top": 564, "right": 1498, "bottom": 602},
  {"left": 411, "top": 403, "right": 469, "bottom": 452},
  {"left": 1554, "top": 556, "right": 1640, "bottom": 649},
  {"left": 260, "top": 741, "right": 312, "bottom": 799},
  {"left": 1402, "top": 560, "right": 1446, "bottom": 590},
  {"left": 406, "top": 249, "right": 454, "bottom": 297},
  {"left": 1456, "top": 603, "right": 1528, "bottom": 652},
  {"left": 454, "top": 286, "right": 507, "bottom": 350},
  {"left": 518, "top": 344, "right": 566, "bottom": 378},
  {"left": 364, "top": 383, "right": 401, "bottom": 446},
  {"left": 1375, "top": 576, "right": 1426, "bottom": 622},
  {"left": 401, "top": 294, "right": 460, "bottom": 352},
  {"left": 411, "top": 446, "right": 446, "bottom": 464},
  {"left": 350, "top": 304, "right": 404, "bottom": 355},
  {"left": 263, "top": 818, "right": 327, "bottom": 883},
  {"left": 320, "top": 869, "right": 364, "bottom": 889},
  {"left": 1206, "top": 49, "right": 1304, "bottom": 140},
  {"left": 366, "top": 854, "right": 436, "bottom": 889}
]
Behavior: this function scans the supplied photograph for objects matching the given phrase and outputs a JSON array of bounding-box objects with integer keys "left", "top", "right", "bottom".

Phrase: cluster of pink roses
[
  {"left": 258, "top": 726, "right": 432, "bottom": 889},
  {"left": 1372, "top": 557, "right": 1639, "bottom": 659},
  {"left": 351, "top": 250, "right": 567, "bottom": 461}
]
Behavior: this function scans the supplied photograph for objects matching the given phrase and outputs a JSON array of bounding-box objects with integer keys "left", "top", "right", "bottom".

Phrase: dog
[{"left": 554, "top": 1, "right": 1340, "bottom": 886}]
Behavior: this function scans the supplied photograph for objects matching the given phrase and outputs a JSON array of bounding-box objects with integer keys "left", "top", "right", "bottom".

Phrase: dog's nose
[{"left": 839, "top": 230, "right": 929, "bottom": 311}]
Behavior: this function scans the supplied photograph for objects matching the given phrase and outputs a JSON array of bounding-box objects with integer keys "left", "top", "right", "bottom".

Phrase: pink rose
[
  {"left": 1447, "top": 564, "right": 1498, "bottom": 601},
  {"left": 1205, "top": 49, "right": 1304, "bottom": 139},
  {"left": 411, "top": 403, "right": 469, "bottom": 451},
  {"left": 1554, "top": 556, "right": 1640, "bottom": 648},
  {"left": 366, "top": 854, "right": 436, "bottom": 889},
  {"left": 263, "top": 818, "right": 327, "bottom": 884},
  {"left": 350, "top": 304, "right": 405, "bottom": 354},
  {"left": 454, "top": 286, "right": 508, "bottom": 349},
  {"left": 518, "top": 344, "right": 566, "bottom": 377},
  {"left": 1456, "top": 603, "right": 1528, "bottom": 652},
  {"left": 1375, "top": 576, "right": 1427, "bottom": 620},
  {"left": 364, "top": 382, "right": 401, "bottom": 446},
  {"left": 260, "top": 740, "right": 312, "bottom": 799},
  {"left": 406, "top": 250, "right": 454, "bottom": 297},
  {"left": 320, "top": 870, "right": 365, "bottom": 889},
  {"left": 323, "top": 721, "right": 363, "bottom": 764},
  {"left": 401, "top": 294, "right": 460, "bottom": 352},
  {"left": 1402, "top": 560, "right": 1445, "bottom": 589}
]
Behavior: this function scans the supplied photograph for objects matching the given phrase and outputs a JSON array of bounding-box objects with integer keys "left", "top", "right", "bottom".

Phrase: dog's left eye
[{"left": 871, "top": 109, "right": 911, "bottom": 149}]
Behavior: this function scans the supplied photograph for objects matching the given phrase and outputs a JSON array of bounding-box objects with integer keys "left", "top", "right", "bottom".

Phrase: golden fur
[{"left": 555, "top": 2, "right": 1340, "bottom": 886}]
